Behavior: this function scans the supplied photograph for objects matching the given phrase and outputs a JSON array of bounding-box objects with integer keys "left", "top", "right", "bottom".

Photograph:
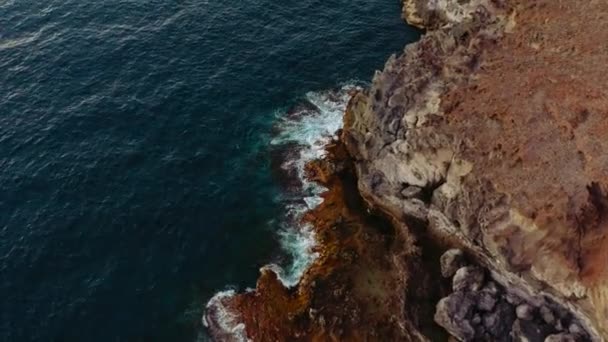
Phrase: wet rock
[
  {"left": 512, "top": 319, "right": 551, "bottom": 342},
  {"left": 516, "top": 304, "right": 535, "bottom": 321},
  {"left": 440, "top": 249, "right": 466, "bottom": 278},
  {"left": 435, "top": 291, "right": 476, "bottom": 341},
  {"left": 452, "top": 266, "right": 485, "bottom": 292}
]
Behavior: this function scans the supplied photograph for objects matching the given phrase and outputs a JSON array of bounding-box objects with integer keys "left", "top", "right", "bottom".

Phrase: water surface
[{"left": 0, "top": 1, "right": 419, "bottom": 340}]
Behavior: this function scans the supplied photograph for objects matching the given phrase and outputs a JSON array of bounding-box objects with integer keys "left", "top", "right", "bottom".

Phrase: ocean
[{"left": 0, "top": 0, "right": 419, "bottom": 340}]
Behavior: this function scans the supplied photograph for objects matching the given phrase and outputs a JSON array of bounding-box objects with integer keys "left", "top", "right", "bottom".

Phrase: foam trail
[
  {"left": 203, "top": 290, "right": 250, "bottom": 342},
  {"left": 268, "top": 83, "right": 361, "bottom": 287},
  {"left": 204, "top": 83, "right": 362, "bottom": 339}
]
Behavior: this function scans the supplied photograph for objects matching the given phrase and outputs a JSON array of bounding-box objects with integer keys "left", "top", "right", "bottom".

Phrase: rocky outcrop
[
  {"left": 344, "top": 0, "right": 608, "bottom": 340},
  {"left": 205, "top": 139, "right": 440, "bottom": 341},
  {"left": 206, "top": 0, "right": 608, "bottom": 340},
  {"left": 435, "top": 249, "right": 590, "bottom": 341}
]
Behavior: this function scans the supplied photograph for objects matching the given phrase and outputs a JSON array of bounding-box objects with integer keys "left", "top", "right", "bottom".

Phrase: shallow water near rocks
[{"left": 0, "top": 1, "right": 419, "bottom": 340}]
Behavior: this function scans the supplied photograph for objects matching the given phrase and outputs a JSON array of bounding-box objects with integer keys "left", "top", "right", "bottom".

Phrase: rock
[
  {"left": 569, "top": 324, "right": 583, "bottom": 335},
  {"left": 440, "top": 249, "right": 466, "bottom": 278},
  {"left": 343, "top": 0, "right": 606, "bottom": 339},
  {"left": 452, "top": 266, "right": 485, "bottom": 292},
  {"left": 484, "top": 301, "right": 516, "bottom": 339},
  {"left": 506, "top": 292, "right": 524, "bottom": 306},
  {"left": 477, "top": 290, "right": 497, "bottom": 312},
  {"left": 544, "top": 333, "right": 579, "bottom": 342},
  {"left": 516, "top": 304, "right": 535, "bottom": 321},
  {"left": 540, "top": 307, "right": 556, "bottom": 325},
  {"left": 484, "top": 281, "right": 500, "bottom": 295},
  {"left": 434, "top": 291, "right": 476, "bottom": 341},
  {"left": 400, "top": 185, "right": 423, "bottom": 199},
  {"left": 512, "top": 319, "right": 551, "bottom": 342}
]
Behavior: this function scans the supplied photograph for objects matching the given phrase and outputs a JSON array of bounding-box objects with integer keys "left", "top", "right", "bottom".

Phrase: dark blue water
[{"left": 0, "top": 1, "right": 419, "bottom": 340}]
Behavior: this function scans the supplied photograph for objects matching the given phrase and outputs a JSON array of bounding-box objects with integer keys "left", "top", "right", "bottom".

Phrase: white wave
[
  {"left": 267, "top": 83, "right": 362, "bottom": 288},
  {"left": 203, "top": 290, "right": 250, "bottom": 342},
  {"left": 204, "top": 83, "right": 362, "bottom": 340},
  {"left": 262, "top": 223, "right": 318, "bottom": 287}
]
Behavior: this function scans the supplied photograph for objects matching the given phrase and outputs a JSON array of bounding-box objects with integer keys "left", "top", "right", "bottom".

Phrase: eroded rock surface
[
  {"left": 435, "top": 249, "right": 590, "bottom": 342},
  {"left": 205, "top": 140, "right": 438, "bottom": 341},
  {"left": 344, "top": 0, "right": 608, "bottom": 340},
  {"left": 206, "top": 0, "right": 608, "bottom": 340}
]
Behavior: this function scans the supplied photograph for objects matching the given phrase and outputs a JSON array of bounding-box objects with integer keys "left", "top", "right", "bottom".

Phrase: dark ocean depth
[{"left": 0, "top": 1, "right": 419, "bottom": 340}]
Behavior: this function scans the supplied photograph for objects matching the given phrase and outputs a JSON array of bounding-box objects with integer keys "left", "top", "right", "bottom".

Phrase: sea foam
[
  {"left": 204, "top": 83, "right": 361, "bottom": 338},
  {"left": 268, "top": 83, "right": 361, "bottom": 287}
]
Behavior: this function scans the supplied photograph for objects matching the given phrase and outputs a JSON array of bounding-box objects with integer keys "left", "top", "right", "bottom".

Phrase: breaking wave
[
  {"left": 204, "top": 83, "right": 361, "bottom": 339},
  {"left": 268, "top": 82, "right": 361, "bottom": 287},
  {"left": 203, "top": 290, "right": 250, "bottom": 342}
]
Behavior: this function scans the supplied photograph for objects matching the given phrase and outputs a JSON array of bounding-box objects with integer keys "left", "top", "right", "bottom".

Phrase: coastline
[
  {"left": 205, "top": 0, "right": 608, "bottom": 340},
  {"left": 205, "top": 118, "right": 438, "bottom": 341}
]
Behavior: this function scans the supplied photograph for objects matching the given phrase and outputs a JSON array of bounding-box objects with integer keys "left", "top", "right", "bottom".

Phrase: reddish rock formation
[
  {"left": 207, "top": 0, "right": 608, "bottom": 340},
  {"left": 205, "top": 138, "right": 443, "bottom": 341}
]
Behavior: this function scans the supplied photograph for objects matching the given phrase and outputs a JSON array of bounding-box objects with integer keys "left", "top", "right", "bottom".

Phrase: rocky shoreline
[{"left": 206, "top": 0, "right": 608, "bottom": 340}]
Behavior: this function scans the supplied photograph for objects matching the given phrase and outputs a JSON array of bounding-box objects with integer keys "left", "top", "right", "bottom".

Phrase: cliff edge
[{"left": 344, "top": 0, "right": 608, "bottom": 340}]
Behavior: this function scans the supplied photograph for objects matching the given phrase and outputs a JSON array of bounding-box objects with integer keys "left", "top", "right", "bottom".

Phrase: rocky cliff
[
  {"left": 206, "top": 0, "right": 608, "bottom": 340},
  {"left": 344, "top": 0, "right": 608, "bottom": 340}
]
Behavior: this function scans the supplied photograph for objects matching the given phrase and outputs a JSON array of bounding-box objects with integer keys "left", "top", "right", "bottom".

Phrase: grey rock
[
  {"left": 484, "top": 281, "right": 500, "bottom": 295},
  {"left": 516, "top": 304, "right": 534, "bottom": 321},
  {"left": 568, "top": 324, "right": 583, "bottom": 335},
  {"left": 506, "top": 292, "right": 524, "bottom": 305},
  {"left": 555, "top": 319, "right": 564, "bottom": 331},
  {"left": 434, "top": 291, "right": 476, "bottom": 341},
  {"left": 544, "top": 333, "right": 579, "bottom": 342},
  {"left": 540, "top": 306, "right": 556, "bottom": 325},
  {"left": 483, "top": 312, "right": 498, "bottom": 330},
  {"left": 453, "top": 266, "right": 485, "bottom": 292},
  {"left": 477, "top": 290, "right": 497, "bottom": 311},
  {"left": 484, "top": 301, "right": 516, "bottom": 339},
  {"left": 512, "top": 319, "right": 551, "bottom": 342},
  {"left": 440, "top": 248, "right": 466, "bottom": 278},
  {"left": 400, "top": 185, "right": 423, "bottom": 199}
]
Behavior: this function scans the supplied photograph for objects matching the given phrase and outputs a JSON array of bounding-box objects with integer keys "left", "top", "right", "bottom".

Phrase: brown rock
[{"left": 344, "top": 0, "right": 607, "bottom": 339}]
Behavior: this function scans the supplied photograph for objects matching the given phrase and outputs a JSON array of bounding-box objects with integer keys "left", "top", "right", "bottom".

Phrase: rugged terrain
[
  {"left": 206, "top": 0, "right": 608, "bottom": 340},
  {"left": 345, "top": 0, "right": 608, "bottom": 340}
]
